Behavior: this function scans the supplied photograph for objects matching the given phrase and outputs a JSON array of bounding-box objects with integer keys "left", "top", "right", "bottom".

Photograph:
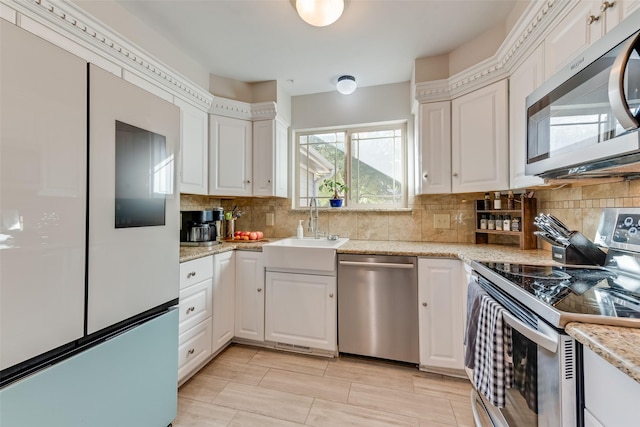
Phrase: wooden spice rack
[{"left": 474, "top": 197, "right": 537, "bottom": 249}]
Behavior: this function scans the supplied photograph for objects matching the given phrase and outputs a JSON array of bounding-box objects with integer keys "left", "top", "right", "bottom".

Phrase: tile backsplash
[{"left": 180, "top": 179, "right": 640, "bottom": 247}]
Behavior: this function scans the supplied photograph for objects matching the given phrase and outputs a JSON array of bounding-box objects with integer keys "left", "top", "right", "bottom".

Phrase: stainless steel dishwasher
[{"left": 337, "top": 254, "right": 418, "bottom": 364}]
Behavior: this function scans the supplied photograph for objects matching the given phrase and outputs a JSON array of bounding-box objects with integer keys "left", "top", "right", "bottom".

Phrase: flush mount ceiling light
[
  {"left": 336, "top": 75, "right": 357, "bottom": 95},
  {"left": 296, "top": 0, "right": 344, "bottom": 27}
]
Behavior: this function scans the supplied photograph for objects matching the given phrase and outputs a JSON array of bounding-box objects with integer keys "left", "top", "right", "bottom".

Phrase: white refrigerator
[{"left": 0, "top": 21, "right": 180, "bottom": 427}]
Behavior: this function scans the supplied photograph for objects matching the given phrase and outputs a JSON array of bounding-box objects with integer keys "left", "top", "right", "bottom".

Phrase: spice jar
[
  {"left": 488, "top": 215, "right": 495, "bottom": 230},
  {"left": 507, "top": 190, "right": 515, "bottom": 210},
  {"left": 483, "top": 193, "right": 491, "bottom": 210},
  {"left": 493, "top": 191, "right": 502, "bottom": 210},
  {"left": 503, "top": 214, "right": 511, "bottom": 231},
  {"left": 480, "top": 215, "right": 487, "bottom": 230},
  {"left": 495, "top": 215, "right": 503, "bottom": 231},
  {"left": 511, "top": 217, "right": 520, "bottom": 231}
]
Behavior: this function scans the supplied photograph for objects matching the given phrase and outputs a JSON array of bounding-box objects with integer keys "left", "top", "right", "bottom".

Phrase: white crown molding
[
  {"left": 209, "top": 97, "right": 278, "bottom": 121},
  {"left": 415, "top": 0, "right": 571, "bottom": 103},
  {"left": 3, "top": 0, "right": 214, "bottom": 111}
]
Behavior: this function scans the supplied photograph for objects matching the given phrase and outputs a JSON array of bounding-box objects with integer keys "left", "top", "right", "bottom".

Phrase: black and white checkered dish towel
[{"left": 473, "top": 294, "right": 513, "bottom": 408}]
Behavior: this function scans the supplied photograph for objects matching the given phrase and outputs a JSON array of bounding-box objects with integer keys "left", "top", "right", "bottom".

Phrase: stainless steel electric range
[{"left": 468, "top": 208, "right": 640, "bottom": 427}]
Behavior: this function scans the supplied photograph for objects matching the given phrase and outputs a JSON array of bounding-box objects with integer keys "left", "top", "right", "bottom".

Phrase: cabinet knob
[
  {"left": 246, "top": 180, "right": 251, "bottom": 184},
  {"left": 186, "top": 306, "right": 195, "bottom": 314},
  {"left": 587, "top": 14, "right": 600, "bottom": 25},
  {"left": 267, "top": 179, "right": 271, "bottom": 183},
  {"left": 422, "top": 302, "right": 428, "bottom": 307},
  {"left": 329, "top": 293, "right": 334, "bottom": 298},
  {"left": 257, "top": 288, "right": 263, "bottom": 292},
  {"left": 452, "top": 173, "right": 459, "bottom": 177},
  {"left": 187, "top": 348, "right": 195, "bottom": 355},
  {"left": 423, "top": 173, "right": 428, "bottom": 179},
  {"left": 187, "top": 271, "right": 196, "bottom": 279},
  {"left": 600, "top": 1, "right": 615, "bottom": 12}
]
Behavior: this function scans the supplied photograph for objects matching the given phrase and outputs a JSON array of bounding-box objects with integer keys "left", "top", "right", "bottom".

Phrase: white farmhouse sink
[{"left": 262, "top": 237, "right": 349, "bottom": 272}]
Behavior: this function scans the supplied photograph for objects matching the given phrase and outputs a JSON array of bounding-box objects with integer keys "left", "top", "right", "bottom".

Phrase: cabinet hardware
[
  {"left": 257, "top": 288, "right": 263, "bottom": 292},
  {"left": 587, "top": 14, "right": 600, "bottom": 25},
  {"left": 452, "top": 173, "right": 458, "bottom": 177},
  {"left": 187, "top": 348, "right": 195, "bottom": 355},
  {"left": 187, "top": 271, "right": 196, "bottom": 279},
  {"left": 423, "top": 173, "right": 428, "bottom": 179},
  {"left": 267, "top": 179, "right": 271, "bottom": 183},
  {"left": 329, "top": 293, "right": 334, "bottom": 298},
  {"left": 422, "top": 302, "right": 428, "bottom": 307},
  {"left": 600, "top": 1, "right": 615, "bottom": 12},
  {"left": 186, "top": 306, "right": 195, "bottom": 314}
]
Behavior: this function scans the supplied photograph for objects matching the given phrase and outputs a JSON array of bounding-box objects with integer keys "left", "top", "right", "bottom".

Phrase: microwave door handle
[
  {"left": 502, "top": 311, "right": 558, "bottom": 353},
  {"left": 608, "top": 31, "right": 640, "bottom": 130}
]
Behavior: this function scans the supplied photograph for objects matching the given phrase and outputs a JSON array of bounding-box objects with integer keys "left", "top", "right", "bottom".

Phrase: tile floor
[{"left": 174, "top": 344, "right": 474, "bottom": 427}]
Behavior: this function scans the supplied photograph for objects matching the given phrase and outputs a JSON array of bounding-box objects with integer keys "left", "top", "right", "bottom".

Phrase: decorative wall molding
[
  {"left": 209, "top": 97, "right": 278, "bottom": 121},
  {"left": 415, "top": 0, "right": 571, "bottom": 103},
  {"left": 3, "top": 0, "right": 214, "bottom": 111}
]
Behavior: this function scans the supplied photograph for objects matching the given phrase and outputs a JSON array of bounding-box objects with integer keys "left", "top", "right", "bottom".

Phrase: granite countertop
[
  {"left": 566, "top": 323, "right": 640, "bottom": 384},
  {"left": 179, "top": 238, "right": 639, "bottom": 384}
]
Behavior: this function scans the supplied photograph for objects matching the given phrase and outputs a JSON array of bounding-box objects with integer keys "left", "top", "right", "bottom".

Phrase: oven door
[{"left": 469, "top": 277, "right": 579, "bottom": 427}]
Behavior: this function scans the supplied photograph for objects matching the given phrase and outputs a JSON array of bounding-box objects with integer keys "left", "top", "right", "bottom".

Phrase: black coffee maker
[{"left": 180, "top": 209, "right": 224, "bottom": 246}]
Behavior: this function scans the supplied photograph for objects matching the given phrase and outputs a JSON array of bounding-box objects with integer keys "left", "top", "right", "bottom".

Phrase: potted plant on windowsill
[{"left": 320, "top": 178, "right": 349, "bottom": 207}]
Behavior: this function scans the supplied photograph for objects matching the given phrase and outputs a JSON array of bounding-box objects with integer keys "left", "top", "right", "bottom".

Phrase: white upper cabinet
[
  {"left": 175, "top": 98, "right": 208, "bottom": 195},
  {"left": 509, "top": 44, "right": 546, "bottom": 189},
  {"left": 252, "top": 118, "right": 289, "bottom": 198},
  {"left": 544, "top": 0, "right": 623, "bottom": 80},
  {"left": 416, "top": 102, "right": 452, "bottom": 194},
  {"left": 451, "top": 79, "right": 509, "bottom": 193},
  {"left": 208, "top": 115, "right": 253, "bottom": 197}
]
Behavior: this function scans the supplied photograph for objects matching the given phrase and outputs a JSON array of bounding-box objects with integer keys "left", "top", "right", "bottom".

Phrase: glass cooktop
[{"left": 477, "top": 262, "right": 640, "bottom": 320}]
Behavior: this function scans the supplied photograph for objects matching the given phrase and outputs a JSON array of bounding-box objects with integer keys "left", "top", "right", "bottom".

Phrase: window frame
[{"left": 295, "top": 122, "right": 408, "bottom": 209}]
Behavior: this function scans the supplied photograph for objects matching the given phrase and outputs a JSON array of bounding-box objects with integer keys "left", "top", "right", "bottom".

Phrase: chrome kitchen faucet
[{"left": 308, "top": 197, "right": 325, "bottom": 239}]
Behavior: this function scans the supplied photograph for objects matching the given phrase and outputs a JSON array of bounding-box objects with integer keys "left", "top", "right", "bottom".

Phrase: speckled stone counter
[
  {"left": 179, "top": 240, "right": 265, "bottom": 262},
  {"left": 336, "top": 240, "right": 556, "bottom": 266},
  {"left": 566, "top": 323, "right": 640, "bottom": 384}
]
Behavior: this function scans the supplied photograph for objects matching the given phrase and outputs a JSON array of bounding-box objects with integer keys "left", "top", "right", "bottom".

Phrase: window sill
[{"left": 291, "top": 207, "right": 413, "bottom": 213}]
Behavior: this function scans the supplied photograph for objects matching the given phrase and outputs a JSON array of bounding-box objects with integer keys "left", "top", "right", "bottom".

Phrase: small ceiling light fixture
[
  {"left": 336, "top": 75, "right": 357, "bottom": 95},
  {"left": 296, "top": 0, "right": 344, "bottom": 27}
]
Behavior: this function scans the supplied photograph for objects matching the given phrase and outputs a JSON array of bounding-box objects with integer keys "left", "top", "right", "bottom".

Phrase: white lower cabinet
[
  {"left": 178, "top": 256, "right": 214, "bottom": 384},
  {"left": 417, "top": 258, "right": 465, "bottom": 373},
  {"left": 583, "top": 346, "right": 640, "bottom": 427},
  {"left": 212, "top": 251, "right": 236, "bottom": 353},
  {"left": 234, "top": 251, "right": 265, "bottom": 341},
  {"left": 265, "top": 271, "right": 337, "bottom": 352}
]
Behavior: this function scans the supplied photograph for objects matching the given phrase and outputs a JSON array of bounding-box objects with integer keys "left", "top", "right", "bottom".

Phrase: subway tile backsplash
[{"left": 180, "top": 179, "right": 640, "bottom": 247}]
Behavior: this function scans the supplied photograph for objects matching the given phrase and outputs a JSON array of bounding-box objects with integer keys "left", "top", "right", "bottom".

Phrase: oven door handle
[{"left": 502, "top": 311, "right": 558, "bottom": 353}]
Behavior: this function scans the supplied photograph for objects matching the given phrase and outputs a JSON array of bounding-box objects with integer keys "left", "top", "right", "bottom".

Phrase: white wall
[{"left": 291, "top": 82, "right": 411, "bottom": 130}]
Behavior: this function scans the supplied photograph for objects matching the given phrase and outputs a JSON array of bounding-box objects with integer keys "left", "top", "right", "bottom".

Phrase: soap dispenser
[{"left": 297, "top": 220, "right": 304, "bottom": 239}]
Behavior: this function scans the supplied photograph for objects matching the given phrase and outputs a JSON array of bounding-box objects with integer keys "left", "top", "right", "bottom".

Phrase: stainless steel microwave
[{"left": 526, "top": 11, "right": 640, "bottom": 179}]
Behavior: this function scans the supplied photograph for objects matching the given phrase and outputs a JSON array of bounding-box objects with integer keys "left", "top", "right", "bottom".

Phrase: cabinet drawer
[
  {"left": 179, "top": 278, "right": 213, "bottom": 334},
  {"left": 178, "top": 318, "right": 212, "bottom": 383},
  {"left": 180, "top": 256, "right": 213, "bottom": 289}
]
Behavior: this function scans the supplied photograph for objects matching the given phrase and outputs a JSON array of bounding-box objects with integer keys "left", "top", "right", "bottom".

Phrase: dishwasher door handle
[{"left": 338, "top": 261, "right": 415, "bottom": 269}]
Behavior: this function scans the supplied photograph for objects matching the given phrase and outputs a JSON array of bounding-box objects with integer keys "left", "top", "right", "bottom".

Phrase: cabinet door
[
  {"left": 451, "top": 80, "right": 509, "bottom": 193},
  {"left": 1, "top": 22, "right": 87, "bottom": 370},
  {"left": 235, "top": 251, "right": 265, "bottom": 341},
  {"left": 265, "top": 272, "right": 336, "bottom": 351},
  {"left": 417, "top": 102, "right": 452, "bottom": 194},
  {"left": 417, "top": 258, "right": 464, "bottom": 371},
  {"left": 212, "top": 251, "right": 235, "bottom": 353},
  {"left": 509, "top": 44, "right": 546, "bottom": 189},
  {"left": 209, "top": 115, "right": 252, "bottom": 196},
  {"left": 175, "top": 98, "right": 208, "bottom": 195},
  {"left": 544, "top": 1, "right": 603, "bottom": 80},
  {"left": 252, "top": 119, "right": 289, "bottom": 198},
  {"left": 584, "top": 346, "right": 640, "bottom": 427}
]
